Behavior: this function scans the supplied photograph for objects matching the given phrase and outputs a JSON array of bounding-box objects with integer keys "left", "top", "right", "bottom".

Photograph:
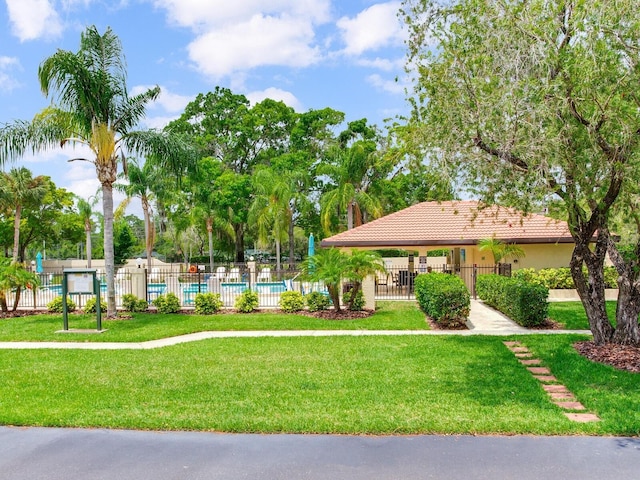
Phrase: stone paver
[
  {"left": 527, "top": 367, "right": 551, "bottom": 374},
  {"left": 564, "top": 413, "right": 601, "bottom": 423},
  {"left": 503, "top": 341, "right": 600, "bottom": 423}
]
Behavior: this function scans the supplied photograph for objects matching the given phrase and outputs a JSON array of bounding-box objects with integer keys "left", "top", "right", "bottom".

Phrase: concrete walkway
[{"left": 0, "top": 301, "right": 592, "bottom": 350}]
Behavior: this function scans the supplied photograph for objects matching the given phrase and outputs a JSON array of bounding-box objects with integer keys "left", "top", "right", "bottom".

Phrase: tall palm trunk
[
  {"left": 101, "top": 182, "right": 117, "bottom": 318},
  {"left": 142, "top": 197, "right": 154, "bottom": 271},
  {"left": 85, "top": 219, "right": 92, "bottom": 268},
  {"left": 12, "top": 204, "right": 21, "bottom": 263}
]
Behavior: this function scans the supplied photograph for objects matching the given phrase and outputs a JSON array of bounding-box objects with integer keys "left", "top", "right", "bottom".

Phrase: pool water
[{"left": 254, "top": 282, "right": 286, "bottom": 294}]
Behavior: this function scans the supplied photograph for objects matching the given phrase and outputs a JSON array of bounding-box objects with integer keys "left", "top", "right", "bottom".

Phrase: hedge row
[
  {"left": 476, "top": 274, "right": 549, "bottom": 327},
  {"left": 414, "top": 272, "right": 470, "bottom": 328},
  {"left": 512, "top": 266, "right": 618, "bottom": 289}
]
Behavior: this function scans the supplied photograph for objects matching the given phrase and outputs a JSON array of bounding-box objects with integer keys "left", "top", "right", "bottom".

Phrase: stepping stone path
[{"left": 503, "top": 341, "right": 600, "bottom": 423}]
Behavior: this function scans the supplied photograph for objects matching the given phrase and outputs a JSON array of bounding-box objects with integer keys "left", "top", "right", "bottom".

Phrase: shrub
[
  {"left": 235, "top": 289, "right": 259, "bottom": 313},
  {"left": 305, "top": 291, "right": 330, "bottom": 312},
  {"left": 511, "top": 266, "right": 618, "bottom": 289},
  {"left": 414, "top": 272, "right": 470, "bottom": 327},
  {"left": 194, "top": 292, "right": 224, "bottom": 314},
  {"left": 152, "top": 292, "right": 181, "bottom": 314},
  {"left": 477, "top": 274, "right": 549, "bottom": 327},
  {"left": 279, "top": 290, "right": 305, "bottom": 313},
  {"left": 343, "top": 289, "right": 365, "bottom": 311},
  {"left": 47, "top": 296, "right": 76, "bottom": 313},
  {"left": 122, "top": 294, "right": 149, "bottom": 312},
  {"left": 83, "top": 297, "right": 107, "bottom": 313}
]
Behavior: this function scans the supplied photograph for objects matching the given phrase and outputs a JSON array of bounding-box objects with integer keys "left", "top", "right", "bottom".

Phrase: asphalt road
[{"left": 0, "top": 427, "right": 638, "bottom": 480}]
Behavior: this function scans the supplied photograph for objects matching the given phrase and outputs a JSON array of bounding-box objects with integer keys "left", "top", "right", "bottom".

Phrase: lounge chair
[
  {"left": 257, "top": 267, "right": 271, "bottom": 283},
  {"left": 212, "top": 266, "right": 226, "bottom": 281},
  {"left": 227, "top": 267, "right": 241, "bottom": 283}
]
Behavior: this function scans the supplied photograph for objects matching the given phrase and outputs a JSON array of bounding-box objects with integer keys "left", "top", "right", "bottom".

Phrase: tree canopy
[{"left": 402, "top": 0, "right": 640, "bottom": 345}]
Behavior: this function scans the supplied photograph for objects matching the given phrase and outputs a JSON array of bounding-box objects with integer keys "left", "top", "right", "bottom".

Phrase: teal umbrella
[
  {"left": 308, "top": 233, "right": 315, "bottom": 258},
  {"left": 36, "top": 252, "right": 43, "bottom": 273}
]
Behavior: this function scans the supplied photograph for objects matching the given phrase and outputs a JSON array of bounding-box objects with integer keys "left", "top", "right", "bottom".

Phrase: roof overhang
[{"left": 320, "top": 237, "right": 576, "bottom": 248}]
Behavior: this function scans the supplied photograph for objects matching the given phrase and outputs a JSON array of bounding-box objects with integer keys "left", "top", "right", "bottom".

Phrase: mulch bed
[{"left": 574, "top": 341, "right": 640, "bottom": 373}]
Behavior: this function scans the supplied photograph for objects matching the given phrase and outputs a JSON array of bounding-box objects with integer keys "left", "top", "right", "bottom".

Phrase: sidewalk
[{"left": 0, "top": 301, "right": 592, "bottom": 350}]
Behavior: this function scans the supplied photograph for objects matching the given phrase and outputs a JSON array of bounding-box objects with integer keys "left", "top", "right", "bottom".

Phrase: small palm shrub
[
  {"left": 279, "top": 290, "right": 304, "bottom": 313},
  {"left": 122, "top": 294, "right": 149, "bottom": 312},
  {"left": 47, "top": 296, "right": 76, "bottom": 313},
  {"left": 83, "top": 297, "right": 107, "bottom": 313},
  {"left": 194, "top": 292, "right": 224, "bottom": 314},
  {"left": 343, "top": 289, "right": 365, "bottom": 311},
  {"left": 235, "top": 290, "right": 259, "bottom": 313},
  {"left": 305, "top": 291, "right": 330, "bottom": 312},
  {"left": 153, "top": 292, "right": 181, "bottom": 314}
]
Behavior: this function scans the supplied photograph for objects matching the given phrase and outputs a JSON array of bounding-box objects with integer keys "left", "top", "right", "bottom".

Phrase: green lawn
[
  {"left": 0, "top": 301, "right": 428, "bottom": 342},
  {"left": 1, "top": 334, "right": 638, "bottom": 435},
  {"left": 548, "top": 301, "right": 617, "bottom": 330}
]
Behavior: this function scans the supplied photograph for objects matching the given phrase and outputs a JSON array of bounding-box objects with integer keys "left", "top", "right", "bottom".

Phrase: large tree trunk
[
  {"left": 275, "top": 238, "right": 281, "bottom": 273},
  {"left": 607, "top": 238, "right": 640, "bottom": 346},
  {"left": 12, "top": 204, "right": 21, "bottom": 264},
  {"left": 207, "top": 217, "right": 214, "bottom": 273},
  {"left": 102, "top": 182, "right": 117, "bottom": 318},
  {"left": 234, "top": 223, "right": 245, "bottom": 263},
  {"left": 347, "top": 202, "right": 354, "bottom": 230},
  {"left": 570, "top": 234, "right": 614, "bottom": 345}
]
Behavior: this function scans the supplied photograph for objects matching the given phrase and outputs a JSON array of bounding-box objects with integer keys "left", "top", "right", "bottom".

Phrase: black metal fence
[
  {"left": 10, "top": 262, "right": 510, "bottom": 311},
  {"left": 375, "top": 264, "right": 510, "bottom": 300}
]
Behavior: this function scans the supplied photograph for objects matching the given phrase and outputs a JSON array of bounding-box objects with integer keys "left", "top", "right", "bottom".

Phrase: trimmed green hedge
[
  {"left": 512, "top": 266, "right": 618, "bottom": 289},
  {"left": 414, "top": 272, "right": 470, "bottom": 327},
  {"left": 476, "top": 274, "right": 549, "bottom": 327}
]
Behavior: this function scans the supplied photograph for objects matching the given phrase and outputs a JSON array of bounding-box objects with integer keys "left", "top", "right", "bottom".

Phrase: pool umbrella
[
  {"left": 35, "top": 252, "right": 43, "bottom": 273},
  {"left": 308, "top": 233, "right": 315, "bottom": 258}
]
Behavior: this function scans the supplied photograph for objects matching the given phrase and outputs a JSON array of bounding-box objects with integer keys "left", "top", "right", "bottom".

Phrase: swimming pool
[
  {"left": 254, "top": 282, "right": 286, "bottom": 294},
  {"left": 221, "top": 282, "right": 249, "bottom": 293}
]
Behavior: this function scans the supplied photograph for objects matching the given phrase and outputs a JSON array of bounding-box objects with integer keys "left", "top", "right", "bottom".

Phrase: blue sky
[{"left": 0, "top": 0, "right": 410, "bottom": 208}]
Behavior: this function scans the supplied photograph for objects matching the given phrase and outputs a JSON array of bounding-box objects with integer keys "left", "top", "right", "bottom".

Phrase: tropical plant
[
  {"left": 115, "top": 158, "right": 161, "bottom": 271},
  {"left": 0, "top": 167, "right": 48, "bottom": 263},
  {"left": 76, "top": 196, "right": 98, "bottom": 268},
  {"left": 319, "top": 120, "right": 388, "bottom": 233},
  {"left": 0, "top": 259, "right": 40, "bottom": 312},
  {"left": 194, "top": 292, "right": 224, "bottom": 314},
  {"left": 342, "top": 249, "right": 385, "bottom": 310},
  {"left": 47, "top": 295, "right": 76, "bottom": 313},
  {"left": 152, "top": 292, "right": 181, "bottom": 314},
  {"left": 0, "top": 26, "right": 194, "bottom": 318},
  {"left": 234, "top": 289, "right": 259, "bottom": 313},
  {"left": 478, "top": 237, "right": 525, "bottom": 267},
  {"left": 278, "top": 290, "right": 305, "bottom": 313},
  {"left": 83, "top": 297, "right": 107, "bottom": 314}
]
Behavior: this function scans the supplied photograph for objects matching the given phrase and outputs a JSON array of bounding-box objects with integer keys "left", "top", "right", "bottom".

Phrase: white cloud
[
  {"left": 152, "top": 0, "right": 330, "bottom": 30},
  {"left": 187, "top": 14, "right": 321, "bottom": 79},
  {"left": 366, "top": 73, "right": 405, "bottom": 95},
  {"left": 6, "top": 0, "right": 63, "bottom": 41},
  {"left": 0, "top": 56, "right": 21, "bottom": 92},
  {"left": 245, "top": 88, "right": 303, "bottom": 111},
  {"left": 131, "top": 85, "right": 194, "bottom": 114},
  {"left": 357, "top": 56, "right": 405, "bottom": 72},
  {"left": 337, "top": 2, "right": 404, "bottom": 56}
]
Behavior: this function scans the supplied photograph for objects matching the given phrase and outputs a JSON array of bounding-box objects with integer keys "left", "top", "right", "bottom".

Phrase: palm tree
[
  {"left": 115, "top": 159, "right": 161, "bottom": 271},
  {"left": 249, "top": 167, "right": 300, "bottom": 272},
  {"left": 0, "top": 167, "right": 48, "bottom": 263},
  {"left": 0, "top": 26, "right": 193, "bottom": 317},
  {"left": 343, "top": 249, "right": 385, "bottom": 310},
  {"left": 478, "top": 236, "right": 526, "bottom": 270},
  {"left": 319, "top": 142, "right": 383, "bottom": 233},
  {"left": 77, "top": 196, "right": 98, "bottom": 268}
]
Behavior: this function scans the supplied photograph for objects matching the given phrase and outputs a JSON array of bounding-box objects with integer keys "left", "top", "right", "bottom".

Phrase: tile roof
[{"left": 320, "top": 200, "right": 573, "bottom": 247}]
